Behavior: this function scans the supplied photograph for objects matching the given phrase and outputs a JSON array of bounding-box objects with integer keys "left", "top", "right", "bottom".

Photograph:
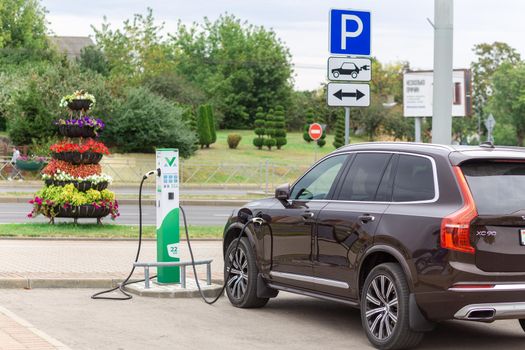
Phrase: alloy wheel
[
  {"left": 364, "top": 274, "right": 399, "bottom": 341},
  {"left": 226, "top": 247, "right": 248, "bottom": 299}
]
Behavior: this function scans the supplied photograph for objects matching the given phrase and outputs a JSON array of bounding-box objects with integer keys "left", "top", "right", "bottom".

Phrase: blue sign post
[{"left": 329, "top": 9, "right": 371, "bottom": 56}]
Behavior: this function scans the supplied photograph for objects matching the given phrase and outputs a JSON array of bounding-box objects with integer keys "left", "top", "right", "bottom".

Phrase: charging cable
[
  {"left": 91, "top": 170, "right": 157, "bottom": 300},
  {"left": 180, "top": 205, "right": 259, "bottom": 305}
]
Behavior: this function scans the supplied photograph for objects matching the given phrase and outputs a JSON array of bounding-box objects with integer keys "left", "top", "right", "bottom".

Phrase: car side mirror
[{"left": 275, "top": 183, "right": 290, "bottom": 201}]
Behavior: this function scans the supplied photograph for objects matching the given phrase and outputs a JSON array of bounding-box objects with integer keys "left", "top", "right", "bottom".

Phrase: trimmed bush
[
  {"left": 206, "top": 104, "right": 217, "bottom": 144},
  {"left": 333, "top": 115, "right": 345, "bottom": 149},
  {"left": 227, "top": 134, "right": 242, "bottom": 149},
  {"left": 264, "top": 138, "right": 276, "bottom": 150},
  {"left": 303, "top": 109, "right": 315, "bottom": 143},
  {"left": 273, "top": 105, "right": 287, "bottom": 149},
  {"left": 253, "top": 137, "right": 264, "bottom": 149},
  {"left": 253, "top": 107, "right": 266, "bottom": 149}
]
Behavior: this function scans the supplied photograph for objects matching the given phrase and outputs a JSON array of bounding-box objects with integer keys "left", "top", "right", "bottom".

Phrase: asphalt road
[
  {"left": 0, "top": 203, "right": 237, "bottom": 226},
  {"left": 0, "top": 289, "right": 523, "bottom": 350}
]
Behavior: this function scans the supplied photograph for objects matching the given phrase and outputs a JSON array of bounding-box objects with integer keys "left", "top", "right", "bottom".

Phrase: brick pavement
[
  {"left": 0, "top": 306, "right": 69, "bottom": 349},
  {"left": 0, "top": 239, "right": 224, "bottom": 284}
]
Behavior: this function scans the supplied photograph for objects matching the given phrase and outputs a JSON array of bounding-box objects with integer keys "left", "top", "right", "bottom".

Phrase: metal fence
[{"left": 100, "top": 158, "right": 311, "bottom": 191}]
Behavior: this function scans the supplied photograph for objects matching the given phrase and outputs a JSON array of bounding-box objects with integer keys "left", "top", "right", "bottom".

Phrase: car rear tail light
[{"left": 440, "top": 166, "right": 477, "bottom": 254}]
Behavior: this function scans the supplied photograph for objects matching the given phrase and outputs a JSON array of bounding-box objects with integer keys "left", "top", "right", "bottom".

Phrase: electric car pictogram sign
[
  {"left": 328, "top": 57, "right": 371, "bottom": 81},
  {"left": 308, "top": 123, "right": 323, "bottom": 141}
]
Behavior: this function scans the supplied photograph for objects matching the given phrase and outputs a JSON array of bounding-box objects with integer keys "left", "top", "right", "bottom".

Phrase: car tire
[
  {"left": 351, "top": 71, "right": 358, "bottom": 78},
  {"left": 519, "top": 319, "right": 525, "bottom": 332},
  {"left": 225, "top": 237, "right": 269, "bottom": 308},
  {"left": 361, "top": 263, "right": 424, "bottom": 350},
  {"left": 333, "top": 71, "right": 340, "bottom": 78}
]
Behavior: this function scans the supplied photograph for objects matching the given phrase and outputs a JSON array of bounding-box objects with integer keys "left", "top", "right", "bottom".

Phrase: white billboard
[{"left": 403, "top": 69, "right": 471, "bottom": 117}]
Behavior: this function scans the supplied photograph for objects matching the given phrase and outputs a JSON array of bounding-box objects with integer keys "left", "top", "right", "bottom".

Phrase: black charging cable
[
  {"left": 179, "top": 205, "right": 256, "bottom": 305},
  {"left": 91, "top": 171, "right": 154, "bottom": 300}
]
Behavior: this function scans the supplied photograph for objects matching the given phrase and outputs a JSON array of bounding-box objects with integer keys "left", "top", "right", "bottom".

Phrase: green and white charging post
[{"left": 156, "top": 148, "right": 180, "bottom": 284}]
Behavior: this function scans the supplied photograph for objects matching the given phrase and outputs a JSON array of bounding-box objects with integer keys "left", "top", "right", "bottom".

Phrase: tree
[
  {"left": 170, "top": 14, "right": 293, "bottom": 129},
  {"left": 303, "top": 109, "right": 315, "bottom": 143},
  {"left": 353, "top": 97, "right": 388, "bottom": 141},
  {"left": 333, "top": 115, "right": 345, "bottom": 149},
  {"left": 253, "top": 107, "right": 265, "bottom": 149},
  {"left": 471, "top": 42, "right": 521, "bottom": 120},
  {"left": 0, "top": 0, "right": 48, "bottom": 51},
  {"left": 92, "top": 8, "right": 175, "bottom": 83},
  {"left": 488, "top": 62, "right": 525, "bottom": 146},
  {"left": 206, "top": 104, "right": 217, "bottom": 144},
  {"left": 196, "top": 104, "right": 212, "bottom": 148},
  {"left": 273, "top": 105, "right": 287, "bottom": 149},
  {"left": 78, "top": 45, "right": 109, "bottom": 76}
]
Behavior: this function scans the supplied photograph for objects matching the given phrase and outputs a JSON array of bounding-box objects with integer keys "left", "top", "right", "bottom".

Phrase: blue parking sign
[{"left": 329, "top": 9, "right": 371, "bottom": 56}]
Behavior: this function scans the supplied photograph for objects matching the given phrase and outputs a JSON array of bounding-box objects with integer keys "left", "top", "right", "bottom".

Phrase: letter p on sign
[{"left": 330, "top": 9, "right": 371, "bottom": 56}]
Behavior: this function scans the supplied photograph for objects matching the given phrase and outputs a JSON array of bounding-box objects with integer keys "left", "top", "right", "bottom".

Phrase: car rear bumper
[
  {"left": 454, "top": 302, "right": 525, "bottom": 322},
  {"left": 415, "top": 287, "right": 525, "bottom": 321}
]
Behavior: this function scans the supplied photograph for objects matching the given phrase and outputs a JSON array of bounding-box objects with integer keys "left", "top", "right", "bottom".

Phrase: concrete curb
[
  {"left": 0, "top": 237, "right": 222, "bottom": 242},
  {"left": 0, "top": 277, "right": 225, "bottom": 290},
  {"left": 0, "top": 196, "right": 248, "bottom": 206},
  {"left": 124, "top": 279, "right": 224, "bottom": 298}
]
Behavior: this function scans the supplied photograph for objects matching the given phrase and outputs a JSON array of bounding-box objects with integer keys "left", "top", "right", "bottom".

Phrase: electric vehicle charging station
[{"left": 156, "top": 148, "right": 180, "bottom": 284}]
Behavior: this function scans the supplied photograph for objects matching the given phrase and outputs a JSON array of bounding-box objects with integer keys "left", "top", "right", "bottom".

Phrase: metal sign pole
[
  {"left": 415, "top": 117, "right": 422, "bottom": 142},
  {"left": 344, "top": 107, "right": 350, "bottom": 145}
]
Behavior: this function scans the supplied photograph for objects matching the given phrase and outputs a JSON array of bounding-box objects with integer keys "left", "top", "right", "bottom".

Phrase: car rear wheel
[
  {"left": 333, "top": 71, "right": 340, "bottom": 78},
  {"left": 361, "top": 263, "right": 424, "bottom": 350},
  {"left": 225, "top": 237, "right": 269, "bottom": 308},
  {"left": 519, "top": 319, "right": 525, "bottom": 332}
]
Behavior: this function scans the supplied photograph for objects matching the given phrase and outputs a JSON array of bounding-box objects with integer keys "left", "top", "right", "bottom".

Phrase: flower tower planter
[{"left": 29, "top": 90, "right": 119, "bottom": 224}]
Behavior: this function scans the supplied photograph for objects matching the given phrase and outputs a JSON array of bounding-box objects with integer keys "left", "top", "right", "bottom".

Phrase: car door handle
[
  {"left": 301, "top": 212, "right": 314, "bottom": 219},
  {"left": 358, "top": 214, "right": 375, "bottom": 223}
]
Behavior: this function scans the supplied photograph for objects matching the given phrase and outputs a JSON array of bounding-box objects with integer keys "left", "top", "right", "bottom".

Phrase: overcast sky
[{"left": 41, "top": 0, "right": 525, "bottom": 91}]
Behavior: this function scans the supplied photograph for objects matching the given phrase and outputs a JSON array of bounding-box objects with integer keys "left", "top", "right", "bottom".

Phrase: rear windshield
[{"left": 462, "top": 161, "right": 525, "bottom": 215}]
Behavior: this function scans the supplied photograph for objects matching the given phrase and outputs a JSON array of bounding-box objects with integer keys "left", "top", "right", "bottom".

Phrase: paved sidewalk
[
  {"left": 0, "top": 305, "right": 70, "bottom": 349},
  {"left": 0, "top": 240, "right": 224, "bottom": 287}
]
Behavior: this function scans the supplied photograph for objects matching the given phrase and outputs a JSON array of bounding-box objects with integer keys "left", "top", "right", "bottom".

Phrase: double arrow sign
[{"left": 327, "top": 83, "right": 370, "bottom": 107}]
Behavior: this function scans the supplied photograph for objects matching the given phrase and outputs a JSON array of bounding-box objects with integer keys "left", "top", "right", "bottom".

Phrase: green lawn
[
  {"left": 187, "top": 130, "right": 366, "bottom": 166},
  {"left": 0, "top": 223, "right": 224, "bottom": 239}
]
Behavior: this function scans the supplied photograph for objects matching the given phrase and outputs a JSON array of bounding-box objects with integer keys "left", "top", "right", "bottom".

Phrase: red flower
[{"left": 50, "top": 139, "right": 109, "bottom": 155}]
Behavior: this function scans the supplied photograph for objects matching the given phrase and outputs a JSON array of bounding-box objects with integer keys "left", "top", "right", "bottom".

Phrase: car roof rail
[{"left": 480, "top": 141, "right": 495, "bottom": 149}]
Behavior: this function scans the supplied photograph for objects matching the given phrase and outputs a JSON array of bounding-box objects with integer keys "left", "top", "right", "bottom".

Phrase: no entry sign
[{"left": 308, "top": 123, "right": 323, "bottom": 141}]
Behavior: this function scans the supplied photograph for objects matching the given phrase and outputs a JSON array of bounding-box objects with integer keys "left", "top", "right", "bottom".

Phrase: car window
[
  {"left": 462, "top": 161, "right": 525, "bottom": 215},
  {"left": 290, "top": 154, "right": 347, "bottom": 200},
  {"left": 337, "top": 153, "right": 392, "bottom": 201},
  {"left": 392, "top": 155, "right": 435, "bottom": 202}
]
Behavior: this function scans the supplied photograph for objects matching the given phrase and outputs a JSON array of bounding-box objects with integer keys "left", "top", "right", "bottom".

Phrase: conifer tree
[
  {"left": 303, "top": 109, "right": 315, "bottom": 143},
  {"left": 333, "top": 115, "right": 345, "bottom": 149},
  {"left": 264, "top": 109, "right": 276, "bottom": 150},
  {"left": 205, "top": 104, "right": 217, "bottom": 144},
  {"left": 253, "top": 107, "right": 265, "bottom": 149},
  {"left": 197, "top": 104, "right": 212, "bottom": 148}
]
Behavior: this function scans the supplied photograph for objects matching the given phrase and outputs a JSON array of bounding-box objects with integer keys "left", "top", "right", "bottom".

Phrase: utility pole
[{"left": 431, "top": 0, "right": 453, "bottom": 144}]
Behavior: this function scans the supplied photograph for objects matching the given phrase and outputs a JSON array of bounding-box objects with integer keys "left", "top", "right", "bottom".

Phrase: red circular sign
[{"left": 308, "top": 123, "right": 323, "bottom": 141}]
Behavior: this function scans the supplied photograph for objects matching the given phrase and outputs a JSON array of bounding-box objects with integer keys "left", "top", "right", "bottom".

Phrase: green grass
[{"left": 0, "top": 223, "right": 224, "bottom": 239}]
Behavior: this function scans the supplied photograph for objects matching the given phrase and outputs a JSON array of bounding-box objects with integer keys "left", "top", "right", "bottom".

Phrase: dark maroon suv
[{"left": 222, "top": 142, "right": 525, "bottom": 349}]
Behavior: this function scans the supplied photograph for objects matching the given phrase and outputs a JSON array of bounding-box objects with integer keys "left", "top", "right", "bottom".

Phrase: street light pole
[{"left": 431, "top": 0, "right": 454, "bottom": 145}]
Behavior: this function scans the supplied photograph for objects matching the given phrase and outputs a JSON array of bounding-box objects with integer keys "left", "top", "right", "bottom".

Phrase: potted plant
[
  {"left": 28, "top": 184, "right": 119, "bottom": 220},
  {"left": 15, "top": 155, "right": 47, "bottom": 172},
  {"left": 42, "top": 169, "right": 112, "bottom": 192},
  {"left": 50, "top": 139, "right": 109, "bottom": 165},
  {"left": 59, "top": 90, "right": 96, "bottom": 111},
  {"left": 55, "top": 116, "right": 105, "bottom": 138}
]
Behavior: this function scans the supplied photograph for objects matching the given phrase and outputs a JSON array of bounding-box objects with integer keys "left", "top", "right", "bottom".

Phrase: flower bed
[
  {"left": 52, "top": 151, "right": 103, "bottom": 165},
  {"left": 44, "top": 179, "right": 109, "bottom": 192},
  {"left": 55, "top": 117, "right": 105, "bottom": 138},
  {"left": 50, "top": 139, "right": 109, "bottom": 155},
  {"left": 28, "top": 184, "right": 119, "bottom": 220},
  {"left": 42, "top": 160, "right": 102, "bottom": 178},
  {"left": 60, "top": 90, "right": 96, "bottom": 110}
]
